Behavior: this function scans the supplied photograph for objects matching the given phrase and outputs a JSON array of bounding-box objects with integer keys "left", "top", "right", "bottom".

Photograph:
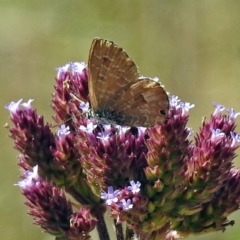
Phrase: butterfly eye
[{"left": 160, "top": 109, "right": 167, "bottom": 116}]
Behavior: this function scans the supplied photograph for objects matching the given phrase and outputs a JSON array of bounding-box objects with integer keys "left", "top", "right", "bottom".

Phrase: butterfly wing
[
  {"left": 88, "top": 38, "right": 139, "bottom": 111},
  {"left": 110, "top": 77, "right": 169, "bottom": 126}
]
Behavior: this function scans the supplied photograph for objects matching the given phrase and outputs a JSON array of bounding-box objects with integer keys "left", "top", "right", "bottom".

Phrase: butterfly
[{"left": 87, "top": 38, "right": 169, "bottom": 127}]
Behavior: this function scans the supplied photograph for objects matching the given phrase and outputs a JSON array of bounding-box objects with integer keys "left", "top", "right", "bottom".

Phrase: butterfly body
[
  {"left": 87, "top": 38, "right": 169, "bottom": 127},
  {"left": 88, "top": 108, "right": 125, "bottom": 125}
]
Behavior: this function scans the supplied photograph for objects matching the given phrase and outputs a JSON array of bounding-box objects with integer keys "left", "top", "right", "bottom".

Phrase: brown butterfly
[{"left": 87, "top": 38, "right": 169, "bottom": 127}]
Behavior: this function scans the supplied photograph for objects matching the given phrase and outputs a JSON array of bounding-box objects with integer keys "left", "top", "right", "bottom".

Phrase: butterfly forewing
[
  {"left": 88, "top": 38, "right": 139, "bottom": 110},
  {"left": 87, "top": 38, "right": 169, "bottom": 127}
]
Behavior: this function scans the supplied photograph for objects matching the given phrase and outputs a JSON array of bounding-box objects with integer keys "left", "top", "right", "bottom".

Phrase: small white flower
[
  {"left": 213, "top": 103, "right": 225, "bottom": 115},
  {"left": 230, "top": 132, "right": 240, "bottom": 148},
  {"left": 127, "top": 180, "right": 141, "bottom": 194},
  {"left": 227, "top": 108, "right": 240, "bottom": 120},
  {"left": 79, "top": 121, "right": 96, "bottom": 134},
  {"left": 186, "top": 127, "right": 194, "bottom": 138},
  {"left": 179, "top": 102, "right": 195, "bottom": 116},
  {"left": 115, "top": 125, "right": 130, "bottom": 134},
  {"left": 57, "top": 124, "right": 70, "bottom": 138},
  {"left": 70, "top": 62, "right": 86, "bottom": 74},
  {"left": 120, "top": 199, "right": 133, "bottom": 211},
  {"left": 15, "top": 165, "right": 39, "bottom": 189},
  {"left": 101, "top": 186, "right": 120, "bottom": 205},
  {"left": 21, "top": 99, "right": 34, "bottom": 109},
  {"left": 5, "top": 99, "right": 23, "bottom": 113},
  {"left": 210, "top": 128, "right": 225, "bottom": 142},
  {"left": 97, "top": 131, "right": 110, "bottom": 142},
  {"left": 56, "top": 63, "right": 71, "bottom": 78},
  {"left": 137, "top": 127, "right": 147, "bottom": 134},
  {"left": 169, "top": 95, "right": 181, "bottom": 107},
  {"left": 79, "top": 101, "right": 89, "bottom": 114}
]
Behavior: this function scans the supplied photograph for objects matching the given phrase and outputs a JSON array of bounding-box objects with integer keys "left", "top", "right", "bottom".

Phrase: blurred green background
[{"left": 1, "top": 1, "right": 240, "bottom": 239}]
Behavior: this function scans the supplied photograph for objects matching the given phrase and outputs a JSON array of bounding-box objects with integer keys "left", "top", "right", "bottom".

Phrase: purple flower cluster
[{"left": 5, "top": 62, "right": 240, "bottom": 240}]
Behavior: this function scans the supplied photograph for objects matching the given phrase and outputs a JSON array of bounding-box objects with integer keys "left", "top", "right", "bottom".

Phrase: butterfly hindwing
[{"left": 110, "top": 77, "right": 169, "bottom": 126}]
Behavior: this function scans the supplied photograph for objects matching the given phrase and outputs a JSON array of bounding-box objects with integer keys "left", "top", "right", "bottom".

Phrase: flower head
[{"left": 6, "top": 59, "right": 240, "bottom": 240}]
